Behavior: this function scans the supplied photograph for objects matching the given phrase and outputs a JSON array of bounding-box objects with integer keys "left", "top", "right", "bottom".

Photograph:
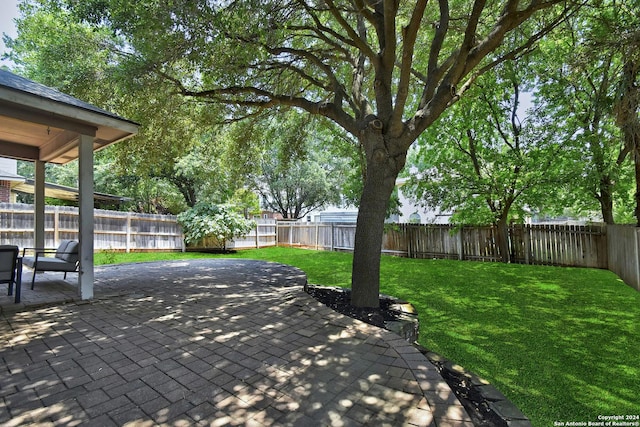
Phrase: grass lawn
[{"left": 95, "top": 247, "right": 640, "bottom": 426}]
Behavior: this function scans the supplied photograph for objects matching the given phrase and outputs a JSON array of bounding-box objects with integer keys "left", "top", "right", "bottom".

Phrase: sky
[{"left": 0, "top": 0, "right": 20, "bottom": 67}]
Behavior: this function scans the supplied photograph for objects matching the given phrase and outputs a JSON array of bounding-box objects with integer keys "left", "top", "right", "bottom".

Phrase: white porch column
[
  {"left": 78, "top": 134, "right": 94, "bottom": 299},
  {"left": 34, "top": 160, "right": 46, "bottom": 249}
]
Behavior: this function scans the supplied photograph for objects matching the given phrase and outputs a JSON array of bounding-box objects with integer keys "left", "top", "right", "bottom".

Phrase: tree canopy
[
  {"left": 406, "top": 63, "right": 581, "bottom": 260},
  {"left": 7, "top": 0, "right": 586, "bottom": 307},
  {"left": 5, "top": 0, "right": 234, "bottom": 212},
  {"left": 529, "top": 0, "right": 639, "bottom": 224},
  {"left": 247, "top": 111, "right": 352, "bottom": 219}
]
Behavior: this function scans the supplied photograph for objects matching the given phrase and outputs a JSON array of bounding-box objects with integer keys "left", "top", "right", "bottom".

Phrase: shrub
[{"left": 177, "top": 203, "right": 255, "bottom": 251}]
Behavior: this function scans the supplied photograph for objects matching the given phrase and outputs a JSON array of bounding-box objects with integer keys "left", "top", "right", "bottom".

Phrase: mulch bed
[{"left": 304, "top": 285, "right": 406, "bottom": 328}]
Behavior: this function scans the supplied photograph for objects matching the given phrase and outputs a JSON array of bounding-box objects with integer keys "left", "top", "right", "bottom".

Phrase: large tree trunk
[
  {"left": 635, "top": 150, "right": 640, "bottom": 227},
  {"left": 351, "top": 123, "right": 406, "bottom": 308},
  {"left": 615, "top": 59, "right": 640, "bottom": 225},
  {"left": 598, "top": 175, "right": 615, "bottom": 224},
  {"left": 495, "top": 214, "right": 511, "bottom": 263}
]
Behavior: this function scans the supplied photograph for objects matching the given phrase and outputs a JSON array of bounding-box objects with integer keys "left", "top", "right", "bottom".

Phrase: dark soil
[
  {"left": 304, "top": 285, "right": 409, "bottom": 328},
  {"left": 305, "top": 285, "right": 516, "bottom": 427},
  {"left": 186, "top": 248, "right": 237, "bottom": 254}
]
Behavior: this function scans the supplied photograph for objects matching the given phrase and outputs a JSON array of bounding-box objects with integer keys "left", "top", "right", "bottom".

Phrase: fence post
[
  {"left": 457, "top": 227, "right": 464, "bottom": 261},
  {"left": 53, "top": 206, "right": 60, "bottom": 245},
  {"left": 255, "top": 222, "right": 260, "bottom": 249},
  {"left": 331, "top": 223, "right": 335, "bottom": 251},
  {"left": 524, "top": 225, "right": 531, "bottom": 264},
  {"left": 598, "top": 225, "right": 608, "bottom": 269},
  {"left": 126, "top": 212, "right": 132, "bottom": 253}
]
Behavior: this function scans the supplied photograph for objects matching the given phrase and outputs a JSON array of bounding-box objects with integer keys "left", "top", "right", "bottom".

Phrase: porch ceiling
[{"left": 0, "top": 69, "right": 139, "bottom": 164}]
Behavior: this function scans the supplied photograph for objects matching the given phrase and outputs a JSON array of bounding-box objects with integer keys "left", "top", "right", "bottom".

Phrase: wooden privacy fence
[
  {"left": 3, "top": 202, "right": 639, "bottom": 290},
  {"left": 276, "top": 221, "right": 355, "bottom": 251},
  {"left": 607, "top": 225, "right": 640, "bottom": 291},
  {"left": 277, "top": 221, "right": 640, "bottom": 291},
  {"left": 189, "top": 220, "right": 278, "bottom": 250},
  {"left": 276, "top": 222, "right": 609, "bottom": 269},
  {"left": 0, "top": 203, "right": 278, "bottom": 252},
  {"left": 0, "top": 203, "right": 184, "bottom": 252},
  {"left": 235, "top": 220, "right": 278, "bottom": 248}
]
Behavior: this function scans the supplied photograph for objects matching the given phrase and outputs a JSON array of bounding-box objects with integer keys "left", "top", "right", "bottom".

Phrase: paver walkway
[{"left": 0, "top": 259, "right": 472, "bottom": 426}]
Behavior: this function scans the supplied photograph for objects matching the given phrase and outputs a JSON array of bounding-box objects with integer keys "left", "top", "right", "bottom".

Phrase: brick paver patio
[{"left": 0, "top": 259, "right": 472, "bottom": 426}]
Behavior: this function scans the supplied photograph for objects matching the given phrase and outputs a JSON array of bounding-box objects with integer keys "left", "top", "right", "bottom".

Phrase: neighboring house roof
[
  {"left": 12, "top": 178, "right": 131, "bottom": 204},
  {"left": 0, "top": 162, "right": 129, "bottom": 204},
  {"left": 0, "top": 169, "right": 25, "bottom": 183}
]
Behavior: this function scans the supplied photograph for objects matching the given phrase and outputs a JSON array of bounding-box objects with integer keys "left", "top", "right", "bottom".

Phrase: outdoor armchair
[
  {"left": 0, "top": 245, "right": 22, "bottom": 303},
  {"left": 22, "top": 240, "right": 80, "bottom": 289}
]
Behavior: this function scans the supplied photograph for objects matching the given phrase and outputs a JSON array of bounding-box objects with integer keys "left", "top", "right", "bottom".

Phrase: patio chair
[
  {"left": 0, "top": 245, "right": 22, "bottom": 303},
  {"left": 22, "top": 240, "right": 80, "bottom": 289}
]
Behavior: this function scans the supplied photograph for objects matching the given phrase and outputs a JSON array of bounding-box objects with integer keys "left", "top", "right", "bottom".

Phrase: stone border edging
[
  {"left": 304, "top": 284, "right": 532, "bottom": 427},
  {"left": 386, "top": 307, "right": 532, "bottom": 427},
  {"left": 415, "top": 346, "right": 532, "bottom": 427}
]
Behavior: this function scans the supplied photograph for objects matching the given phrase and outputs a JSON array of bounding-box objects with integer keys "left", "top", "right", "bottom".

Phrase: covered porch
[{"left": 0, "top": 69, "right": 138, "bottom": 300}]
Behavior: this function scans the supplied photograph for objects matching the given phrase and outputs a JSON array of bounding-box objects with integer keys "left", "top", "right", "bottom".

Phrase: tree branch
[
  {"left": 351, "top": 0, "right": 377, "bottom": 25},
  {"left": 466, "top": 129, "right": 484, "bottom": 178},
  {"left": 421, "top": 0, "right": 450, "bottom": 109},
  {"left": 181, "top": 85, "right": 359, "bottom": 135},
  {"left": 323, "top": 0, "right": 377, "bottom": 61},
  {"left": 390, "top": 0, "right": 428, "bottom": 136},
  {"left": 449, "top": 0, "right": 488, "bottom": 83},
  {"left": 510, "top": 78, "right": 522, "bottom": 148},
  {"left": 452, "top": 0, "right": 581, "bottom": 107},
  {"left": 262, "top": 55, "right": 328, "bottom": 90},
  {"left": 291, "top": 1, "right": 359, "bottom": 54},
  {"left": 381, "top": 0, "right": 398, "bottom": 68},
  {"left": 481, "top": 89, "right": 515, "bottom": 151},
  {"left": 352, "top": 15, "right": 371, "bottom": 118},
  {"left": 286, "top": 23, "right": 354, "bottom": 56}
]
